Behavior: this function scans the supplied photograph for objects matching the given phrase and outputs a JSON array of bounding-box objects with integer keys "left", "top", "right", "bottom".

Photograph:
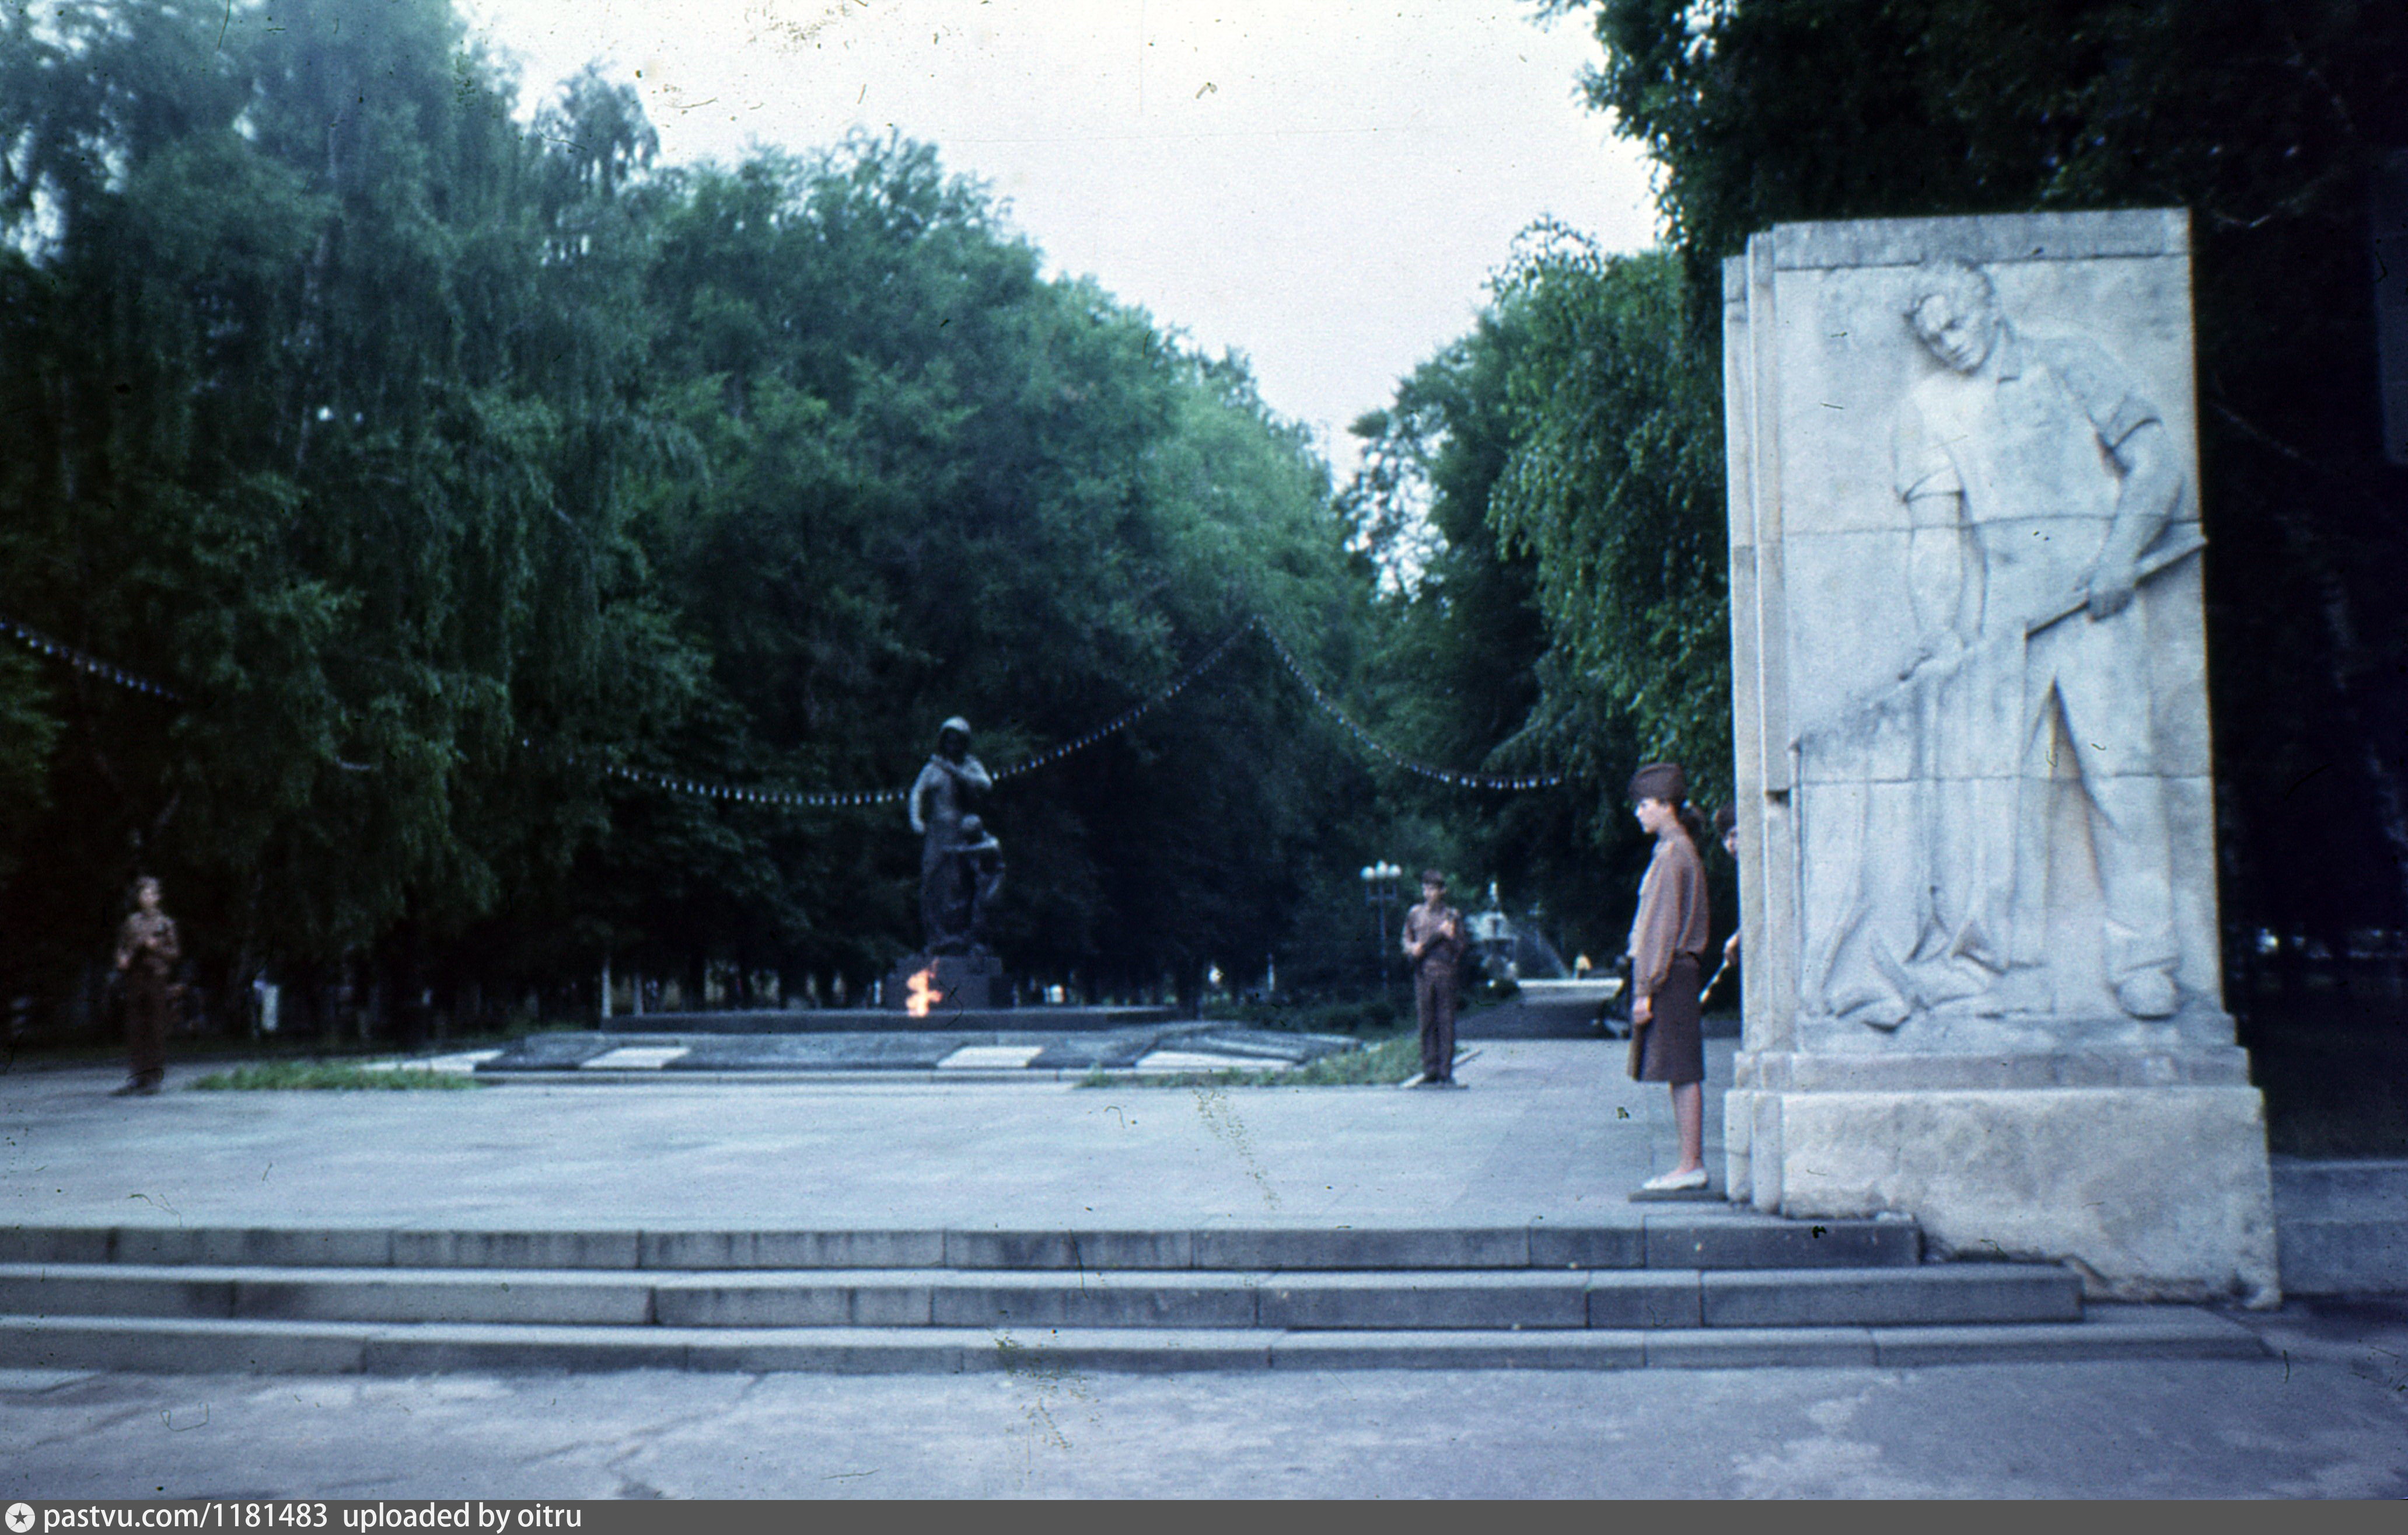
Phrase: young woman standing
[{"left": 1626, "top": 762, "right": 1710, "bottom": 1192}]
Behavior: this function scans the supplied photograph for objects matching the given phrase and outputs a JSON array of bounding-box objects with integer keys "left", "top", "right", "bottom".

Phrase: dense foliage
[
  {"left": 1340, "top": 236, "right": 1728, "bottom": 961},
  {"left": 1336, "top": 0, "right": 2408, "bottom": 982},
  {"left": 20, "top": 0, "right": 2382, "bottom": 1039},
  {"left": 1543, "top": 0, "right": 2408, "bottom": 967},
  {"left": 0, "top": 0, "right": 1402, "bottom": 1032}
]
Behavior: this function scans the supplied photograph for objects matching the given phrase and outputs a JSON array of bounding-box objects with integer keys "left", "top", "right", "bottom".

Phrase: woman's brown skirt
[{"left": 1631, "top": 954, "right": 1705, "bottom": 1085}]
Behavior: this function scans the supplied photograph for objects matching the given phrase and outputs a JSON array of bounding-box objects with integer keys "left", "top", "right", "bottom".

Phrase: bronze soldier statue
[{"left": 908, "top": 717, "right": 994, "bottom": 955}]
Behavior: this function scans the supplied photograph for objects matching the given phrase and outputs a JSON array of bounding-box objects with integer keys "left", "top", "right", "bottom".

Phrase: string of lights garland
[
  {"left": 1, "top": 616, "right": 184, "bottom": 703},
  {"left": 1250, "top": 623, "right": 1566, "bottom": 791},
  {"left": 987, "top": 619, "right": 1256, "bottom": 784},
  {"left": 6, "top": 608, "right": 1567, "bottom": 800},
  {"left": 528, "top": 619, "right": 1263, "bottom": 808},
  {"left": 540, "top": 747, "right": 914, "bottom": 809}
]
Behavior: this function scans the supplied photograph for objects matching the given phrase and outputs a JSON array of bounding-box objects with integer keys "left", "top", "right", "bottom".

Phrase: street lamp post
[{"left": 1360, "top": 860, "right": 1402, "bottom": 1002}]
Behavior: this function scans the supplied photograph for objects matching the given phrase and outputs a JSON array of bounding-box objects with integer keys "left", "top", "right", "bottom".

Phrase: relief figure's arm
[
  {"left": 1901, "top": 489, "right": 1976, "bottom": 675},
  {"left": 2084, "top": 419, "right": 2182, "bottom": 619}
]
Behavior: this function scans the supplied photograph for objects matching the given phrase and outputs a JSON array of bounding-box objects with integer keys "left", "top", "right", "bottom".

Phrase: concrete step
[
  {"left": 0, "top": 1261, "right": 2082, "bottom": 1331},
  {"left": 0, "top": 1304, "right": 2264, "bottom": 1375},
  {"left": 2275, "top": 1219, "right": 2408, "bottom": 1295},
  {"left": 0, "top": 1215, "right": 1923, "bottom": 1273},
  {"left": 2270, "top": 1159, "right": 2408, "bottom": 1295}
]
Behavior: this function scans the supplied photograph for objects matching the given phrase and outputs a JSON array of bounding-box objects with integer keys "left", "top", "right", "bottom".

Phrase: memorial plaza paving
[
  {"left": 3, "top": 1039, "right": 2404, "bottom": 1498},
  {"left": 4, "top": 1038, "right": 1726, "bottom": 1232}
]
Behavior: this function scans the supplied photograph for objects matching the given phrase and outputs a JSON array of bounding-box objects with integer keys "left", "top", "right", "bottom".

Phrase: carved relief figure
[{"left": 1808, "top": 258, "right": 2194, "bottom": 1027}]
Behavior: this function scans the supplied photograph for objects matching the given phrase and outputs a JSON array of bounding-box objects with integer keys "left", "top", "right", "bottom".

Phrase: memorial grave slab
[{"left": 462, "top": 1022, "right": 1360, "bottom": 1077}]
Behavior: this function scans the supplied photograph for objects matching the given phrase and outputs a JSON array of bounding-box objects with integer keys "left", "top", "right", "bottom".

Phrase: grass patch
[
  {"left": 187, "top": 1062, "right": 486, "bottom": 1091},
  {"left": 1199, "top": 996, "right": 1406, "bottom": 1035},
  {"left": 1077, "top": 1028, "right": 1423, "bottom": 1089}
]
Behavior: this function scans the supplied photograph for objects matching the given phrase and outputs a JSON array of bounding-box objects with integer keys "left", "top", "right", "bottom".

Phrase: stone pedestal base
[
  {"left": 1727, "top": 1050, "right": 2280, "bottom": 1304},
  {"left": 883, "top": 953, "right": 1007, "bottom": 1014}
]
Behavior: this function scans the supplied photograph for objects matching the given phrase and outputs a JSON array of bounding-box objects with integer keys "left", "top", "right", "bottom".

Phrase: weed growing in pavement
[
  {"left": 1074, "top": 1028, "right": 1421, "bottom": 1089},
  {"left": 188, "top": 1062, "right": 486, "bottom": 1091}
]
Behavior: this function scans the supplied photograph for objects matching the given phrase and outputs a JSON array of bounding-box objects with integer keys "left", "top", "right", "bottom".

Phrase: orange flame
[{"left": 906, "top": 965, "right": 942, "bottom": 1018}]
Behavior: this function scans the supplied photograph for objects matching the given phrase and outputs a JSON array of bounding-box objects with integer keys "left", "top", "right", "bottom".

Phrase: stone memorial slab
[
  {"left": 578, "top": 1045, "right": 690, "bottom": 1071},
  {"left": 936, "top": 1045, "right": 1047, "bottom": 1071},
  {"left": 1720, "top": 209, "right": 2277, "bottom": 1302}
]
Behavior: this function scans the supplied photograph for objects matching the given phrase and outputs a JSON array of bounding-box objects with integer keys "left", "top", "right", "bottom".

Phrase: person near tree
[
  {"left": 1400, "top": 870, "right": 1467, "bottom": 1089},
  {"left": 111, "top": 875, "right": 180, "bottom": 1097}
]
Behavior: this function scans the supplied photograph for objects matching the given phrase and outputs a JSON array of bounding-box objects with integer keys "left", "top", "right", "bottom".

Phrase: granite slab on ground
[
  {"left": 603, "top": 1004, "right": 1176, "bottom": 1035},
  {"left": 474, "top": 1022, "right": 1361, "bottom": 1074}
]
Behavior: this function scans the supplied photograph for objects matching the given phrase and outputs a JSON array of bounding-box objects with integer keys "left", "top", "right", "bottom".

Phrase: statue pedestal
[
  {"left": 1725, "top": 1046, "right": 2279, "bottom": 1303},
  {"left": 884, "top": 953, "right": 1008, "bottom": 1014}
]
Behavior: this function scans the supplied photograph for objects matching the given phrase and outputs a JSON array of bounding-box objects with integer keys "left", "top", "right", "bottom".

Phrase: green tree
[
  {"left": 593, "top": 135, "right": 1383, "bottom": 1008},
  {"left": 1340, "top": 236, "right": 1728, "bottom": 964},
  {"left": 1550, "top": 0, "right": 2408, "bottom": 967},
  {"left": 0, "top": 3, "right": 1398, "bottom": 1033},
  {"left": 1487, "top": 232, "right": 1729, "bottom": 803},
  {"left": 0, "top": 0, "right": 700, "bottom": 1028}
]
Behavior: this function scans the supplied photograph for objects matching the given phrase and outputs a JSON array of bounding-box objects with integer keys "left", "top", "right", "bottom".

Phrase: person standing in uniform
[
  {"left": 112, "top": 875, "right": 180, "bottom": 1097},
  {"left": 1400, "top": 870, "right": 1467, "bottom": 1089},
  {"left": 1627, "top": 764, "right": 1711, "bottom": 1191}
]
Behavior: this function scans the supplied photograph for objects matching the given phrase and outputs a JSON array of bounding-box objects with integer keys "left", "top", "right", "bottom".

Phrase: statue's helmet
[{"left": 936, "top": 716, "right": 972, "bottom": 748}]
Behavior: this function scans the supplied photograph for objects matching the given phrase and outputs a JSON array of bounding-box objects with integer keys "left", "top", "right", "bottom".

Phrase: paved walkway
[
  {"left": 0, "top": 1039, "right": 1729, "bottom": 1231},
  {"left": 5, "top": 1038, "right": 2406, "bottom": 1498},
  {"left": 2, "top": 1307, "right": 2403, "bottom": 1498}
]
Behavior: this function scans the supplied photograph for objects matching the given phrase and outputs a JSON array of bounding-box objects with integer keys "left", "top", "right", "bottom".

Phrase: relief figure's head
[
  {"left": 935, "top": 716, "right": 972, "bottom": 760},
  {"left": 1904, "top": 257, "right": 2001, "bottom": 375}
]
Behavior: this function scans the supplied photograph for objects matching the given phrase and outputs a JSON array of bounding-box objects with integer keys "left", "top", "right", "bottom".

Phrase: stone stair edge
[
  {"left": 0, "top": 1308, "right": 2264, "bottom": 1374},
  {"left": 0, "top": 1213, "right": 1925, "bottom": 1273},
  {"left": 0, "top": 1260, "right": 2087, "bottom": 1332},
  {"left": 0, "top": 1259, "right": 2063, "bottom": 1286}
]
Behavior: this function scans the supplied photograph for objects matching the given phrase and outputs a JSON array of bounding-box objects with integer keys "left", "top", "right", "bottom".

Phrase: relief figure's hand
[
  {"left": 2081, "top": 559, "right": 2139, "bottom": 620},
  {"left": 1896, "top": 629, "right": 1967, "bottom": 681}
]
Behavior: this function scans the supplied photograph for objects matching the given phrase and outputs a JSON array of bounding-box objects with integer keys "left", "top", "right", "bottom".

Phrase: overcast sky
[{"left": 459, "top": 0, "right": 1662, "bottom": 477}]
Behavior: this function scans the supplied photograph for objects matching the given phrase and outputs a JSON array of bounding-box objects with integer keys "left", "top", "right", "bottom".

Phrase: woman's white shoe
[{"left": 1640, "top": 1167, "right": 1709, "bottom": 1192}]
